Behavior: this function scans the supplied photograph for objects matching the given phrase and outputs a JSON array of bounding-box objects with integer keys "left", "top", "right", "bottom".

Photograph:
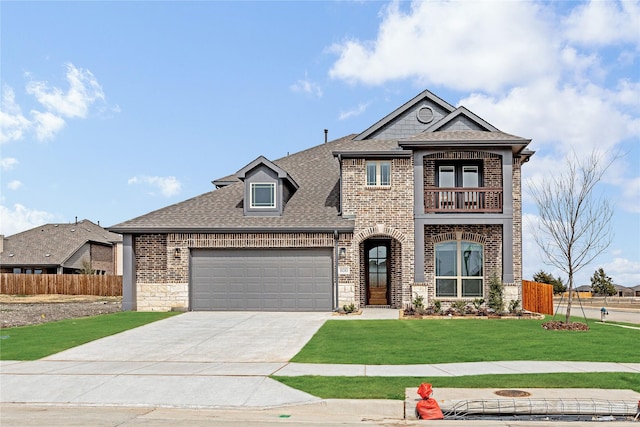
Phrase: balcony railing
[{"left": 425, "top": 187, "right": 503, "bottom": 213}]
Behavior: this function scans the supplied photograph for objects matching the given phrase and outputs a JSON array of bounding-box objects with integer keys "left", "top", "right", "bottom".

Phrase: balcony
[{"left": 425, "top": 187, "right": 503, "bottom": 213}]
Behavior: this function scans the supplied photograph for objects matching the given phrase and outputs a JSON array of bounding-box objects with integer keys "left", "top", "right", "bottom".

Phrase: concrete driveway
[
  {"left": 1, "top": 312, "right": 333, "bottom": 408},
  {"left": 46, "top": 311, "right": 332, "bottom": 363}
]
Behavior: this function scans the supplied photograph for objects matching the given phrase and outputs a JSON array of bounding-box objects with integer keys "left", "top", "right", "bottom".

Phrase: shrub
[
  {"left": 487, "top": 273, "right": 504, "bottom": 314},
  {"left": 508, "top": 299, "right": 521, "bottom": 314},
  {"left": 432, "top": 299, "right": 442, "bottom": 314},
  {"left": 451, "top": 300, "right": 467, "bottom": 315},
  {"left": 472, "top": 298, "right": 485, "bottom": 310},
  {"left": 343, "top": 303, "right": 357, "bottom": 314}
]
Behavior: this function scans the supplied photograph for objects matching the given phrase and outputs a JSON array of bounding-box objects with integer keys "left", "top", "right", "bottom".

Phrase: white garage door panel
[{"left": 190, "top": 248, "right": 333, "bottom": 311}]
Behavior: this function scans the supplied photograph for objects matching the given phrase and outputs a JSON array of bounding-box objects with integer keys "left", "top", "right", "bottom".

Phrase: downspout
[
  {"left": 337, "top": 154, "right": 343, "bottom": 215},
  {"left": 334, "top": 229, "right": 339, "bottom": 311}
]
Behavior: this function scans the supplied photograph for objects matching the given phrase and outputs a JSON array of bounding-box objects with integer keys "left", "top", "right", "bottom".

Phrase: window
[
  {"left": 366, "top": 161, "right": 391, "bottom": 186},
  {"left": 437, "top": 162, "right": 482, "bottom": 209},
  {"left": 250, "top": 183, "right": 276, "bottom": 208},
  {"left": 435, "top": 240, "right": 483, "bottom": 298},
  {"left": 437, "top": 163, "right": 481, "bottom": 188}
]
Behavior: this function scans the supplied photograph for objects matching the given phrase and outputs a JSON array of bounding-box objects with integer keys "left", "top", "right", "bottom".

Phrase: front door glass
[{"left": 367, "top": 242, "right": 389, "bottom": 305}]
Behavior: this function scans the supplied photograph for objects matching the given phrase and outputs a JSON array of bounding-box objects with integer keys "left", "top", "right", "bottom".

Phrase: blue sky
[{"left": 1, "top": 1, "right": 638, "bottom": 287}]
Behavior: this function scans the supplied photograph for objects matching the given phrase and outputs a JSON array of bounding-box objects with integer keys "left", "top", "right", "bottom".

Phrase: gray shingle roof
[
  {"left": 402, "top": 129, "right": 529, "bottom": 142},
  {"left": 0, "top": 219, "right": 121, "bottom": 267},
  {"left": 109, "top": 90, "right": 533, "bottom": 234},
  {"left": 109, "top": 135, "right": 362, "bottom": 233}
]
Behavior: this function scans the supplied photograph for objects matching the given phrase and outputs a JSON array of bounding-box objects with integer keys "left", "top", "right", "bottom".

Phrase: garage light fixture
[{"left": 174, "top": 248, "right": 181, "bottom": 258}]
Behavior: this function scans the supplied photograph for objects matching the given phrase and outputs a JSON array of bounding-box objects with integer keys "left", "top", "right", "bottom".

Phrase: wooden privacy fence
[
  {"left": 522, "top": 280, "right": 553, "bottom": 315},
  {"left": 0, "top": 274, "right": 122, "bottom": 296}
]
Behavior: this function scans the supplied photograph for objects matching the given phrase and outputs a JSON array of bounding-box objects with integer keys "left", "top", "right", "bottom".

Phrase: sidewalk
[{"left": 2, "top": 358, "right": 639, "bottom": 409}]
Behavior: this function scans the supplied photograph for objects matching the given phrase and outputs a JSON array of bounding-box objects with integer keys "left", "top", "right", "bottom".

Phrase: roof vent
[
  {"left": 45, "top": 254, "right": 51, "bottom": 257},
  {"left": 417, "top": 106, "right": 434, "bottom": 124}
]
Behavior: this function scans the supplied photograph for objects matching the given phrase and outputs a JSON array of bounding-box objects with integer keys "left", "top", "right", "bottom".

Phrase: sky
[{"left": 1, "top": 1, "right": 638, "bottom": 287}]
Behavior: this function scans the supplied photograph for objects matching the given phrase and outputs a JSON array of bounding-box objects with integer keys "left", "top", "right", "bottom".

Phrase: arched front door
[{"left": 365, "top": 240, "right": 390, "bottom": 305}]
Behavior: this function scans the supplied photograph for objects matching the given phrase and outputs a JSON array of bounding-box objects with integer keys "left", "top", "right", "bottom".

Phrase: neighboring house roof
[{"left": 0, "top": 219, "right": 122, "bottom": 267}]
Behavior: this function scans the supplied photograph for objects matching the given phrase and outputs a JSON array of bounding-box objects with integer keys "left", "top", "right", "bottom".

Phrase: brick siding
[{"left": 340, "top": 157, "right": 415, "bottom": 308}]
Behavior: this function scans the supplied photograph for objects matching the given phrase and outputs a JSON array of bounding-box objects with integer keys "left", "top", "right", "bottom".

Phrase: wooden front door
[{"left": 365, "top": 240, "right": 390, "bottom": 305}]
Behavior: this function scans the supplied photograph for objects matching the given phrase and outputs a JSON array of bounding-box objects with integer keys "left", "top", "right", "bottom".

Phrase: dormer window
[
  {"left": 366, "top": 161, "right": 391, "bottom": 186},
  {"left": 236, "top": 155, "right": 298, "bottom": 217},
  {"left": 250, "top": 183, "right": 276, "bottom": 208}
]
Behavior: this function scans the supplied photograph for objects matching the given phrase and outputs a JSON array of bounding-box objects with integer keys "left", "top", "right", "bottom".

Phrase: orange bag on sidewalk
[{"left": 416, "top": 383, "right": 444, "bottom": 420}]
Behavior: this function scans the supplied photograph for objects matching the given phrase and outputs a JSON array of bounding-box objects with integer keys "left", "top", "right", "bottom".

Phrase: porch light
[{"left": 339, "top": 247, "right": 346, "bottom": 259}]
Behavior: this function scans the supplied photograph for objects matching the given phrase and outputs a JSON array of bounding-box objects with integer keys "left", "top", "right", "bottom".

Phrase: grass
[
  {"left": 291, "top": 318, "right": 640, "bottom": 364},
  {"left": 0, "top": 312, "right": 180, "bottom": 360},
  {"left": 274, "top": 373, "right": 640, "bottom": 400},
  {"left": 279, "top": 318, "right": 640, "bottom": 399}
]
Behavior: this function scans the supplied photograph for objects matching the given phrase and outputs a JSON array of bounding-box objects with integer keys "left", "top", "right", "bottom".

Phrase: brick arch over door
[{"left": 353, "top": 225, "right": 408, "bottom": 308}]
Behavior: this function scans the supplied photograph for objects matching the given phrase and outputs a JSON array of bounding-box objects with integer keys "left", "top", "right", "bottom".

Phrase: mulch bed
[{"left": 541, "top": 321, "right": 590, "bottom": 331}]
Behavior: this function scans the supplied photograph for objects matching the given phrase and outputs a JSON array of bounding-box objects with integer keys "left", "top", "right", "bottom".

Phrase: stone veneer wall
[
  {"left": 340, "top": 157, "right": 414, "bottom": 308},
  {"left": 134, "top": 232, "right": 342, "bottom": 311}
]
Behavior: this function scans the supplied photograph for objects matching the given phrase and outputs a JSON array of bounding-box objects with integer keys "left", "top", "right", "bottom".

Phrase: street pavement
[
  {"left": 1, "top": 309, "right": 639, "bottom": 426},
  {"left": 554, "top": 304, "right": 640, "bottom": 324}
]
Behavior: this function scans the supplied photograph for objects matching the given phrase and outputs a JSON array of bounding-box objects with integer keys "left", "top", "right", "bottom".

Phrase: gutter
[{"left": 107, "top": 226, "right": 355, "bottom": 234}]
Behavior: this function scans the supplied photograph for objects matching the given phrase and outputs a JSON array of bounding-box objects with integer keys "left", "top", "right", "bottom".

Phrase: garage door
[{"left": 190, "top": 248, "right": 333, "bottom": 311}]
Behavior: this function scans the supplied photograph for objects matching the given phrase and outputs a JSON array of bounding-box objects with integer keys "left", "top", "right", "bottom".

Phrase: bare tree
[{"left": 528, "top": 151, "right": 615, "bottom": 323}]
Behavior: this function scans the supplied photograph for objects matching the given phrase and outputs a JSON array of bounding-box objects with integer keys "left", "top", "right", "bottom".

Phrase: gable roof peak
[
  {"left": 355, "top": 89, "right": 456, "bottom": 141},
  {"left": 424, "top": 106, "right": 499, "bottom": 133},
  {"left": 236, "top": 155, "right": 299, "bottom": 189}
]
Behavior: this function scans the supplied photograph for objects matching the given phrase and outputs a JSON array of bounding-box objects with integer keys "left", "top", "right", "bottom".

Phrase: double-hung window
[
  {"left": 435, "top": 240, "right": 483, "bottom": 298},
  {"left": 366, "top": 161, "right": 391, "bottom": 186},
  {"left": 250, "top": 183, "right": 276, "bottom": 208}
]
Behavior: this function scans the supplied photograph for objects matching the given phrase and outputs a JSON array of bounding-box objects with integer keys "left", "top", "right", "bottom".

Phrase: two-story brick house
[{"left": 110, "top": 90, "right": 533, "bottom": 312}]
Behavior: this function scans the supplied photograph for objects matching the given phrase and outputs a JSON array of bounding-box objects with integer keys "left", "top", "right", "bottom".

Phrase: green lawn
[
  {"left": 291, "top": 318, "right": 640, "bottom": 364},
  {"left": 275, "top": 373, "right": 640, "bottom": 399},
  {"left": 279, "top": 318, "right": 640, "bottom": 399},
  {"left": 0, "top": 312, "right": 180, "bottom": 360}
]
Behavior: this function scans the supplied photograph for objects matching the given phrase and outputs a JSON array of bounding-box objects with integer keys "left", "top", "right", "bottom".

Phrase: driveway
[
  {"left": 46, "top": 311, "right": 332, "bottom": 363},
  {"left": 1, "top": 312, "right": 332, "bottom": 408}
]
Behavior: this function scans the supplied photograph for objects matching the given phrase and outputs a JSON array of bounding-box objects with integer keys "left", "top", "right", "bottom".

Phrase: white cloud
[
  {"left": 0, "top": 86, "right": 31, "bottom": 143},
  {"left": 26, "top": 63, "right": 105, "bottom": 119},
  {"left": 128, "top": 175, "right": 181, "bottom": 197},
  {"left": 563, "top": 0, "right": 640, "bottom": 46},
  {"left": 460, "top": 80, "right": 640, "bottom": 171},
  {"left": 339, "top": 102, "right": 370, "bottom": 120},
  {"left": 1, "top": 63, "right": 114, "bottom": 143},
  {"left": 31, "top": 110, "right": 66, "bottom": 141},
  {"left": 329, "top": 1, "right": 556, "bottom": 93},
  {"left": 619, "top": 176, "right": 640, "bottom": 213},
  {"left": 0, "top": 157, "right": 19, "bottom": 171},
  {"left": 290, "top": 72, "right": 323, "bottom": 98},
  {"left": 602, "top": 257, "right": 640, "bottom": 287},
  {"left": 7, "top": 180, "right": 22, "bottom": 190},
  {"left": 0, "top": 203, "right": 55, "bottom": 236}
]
